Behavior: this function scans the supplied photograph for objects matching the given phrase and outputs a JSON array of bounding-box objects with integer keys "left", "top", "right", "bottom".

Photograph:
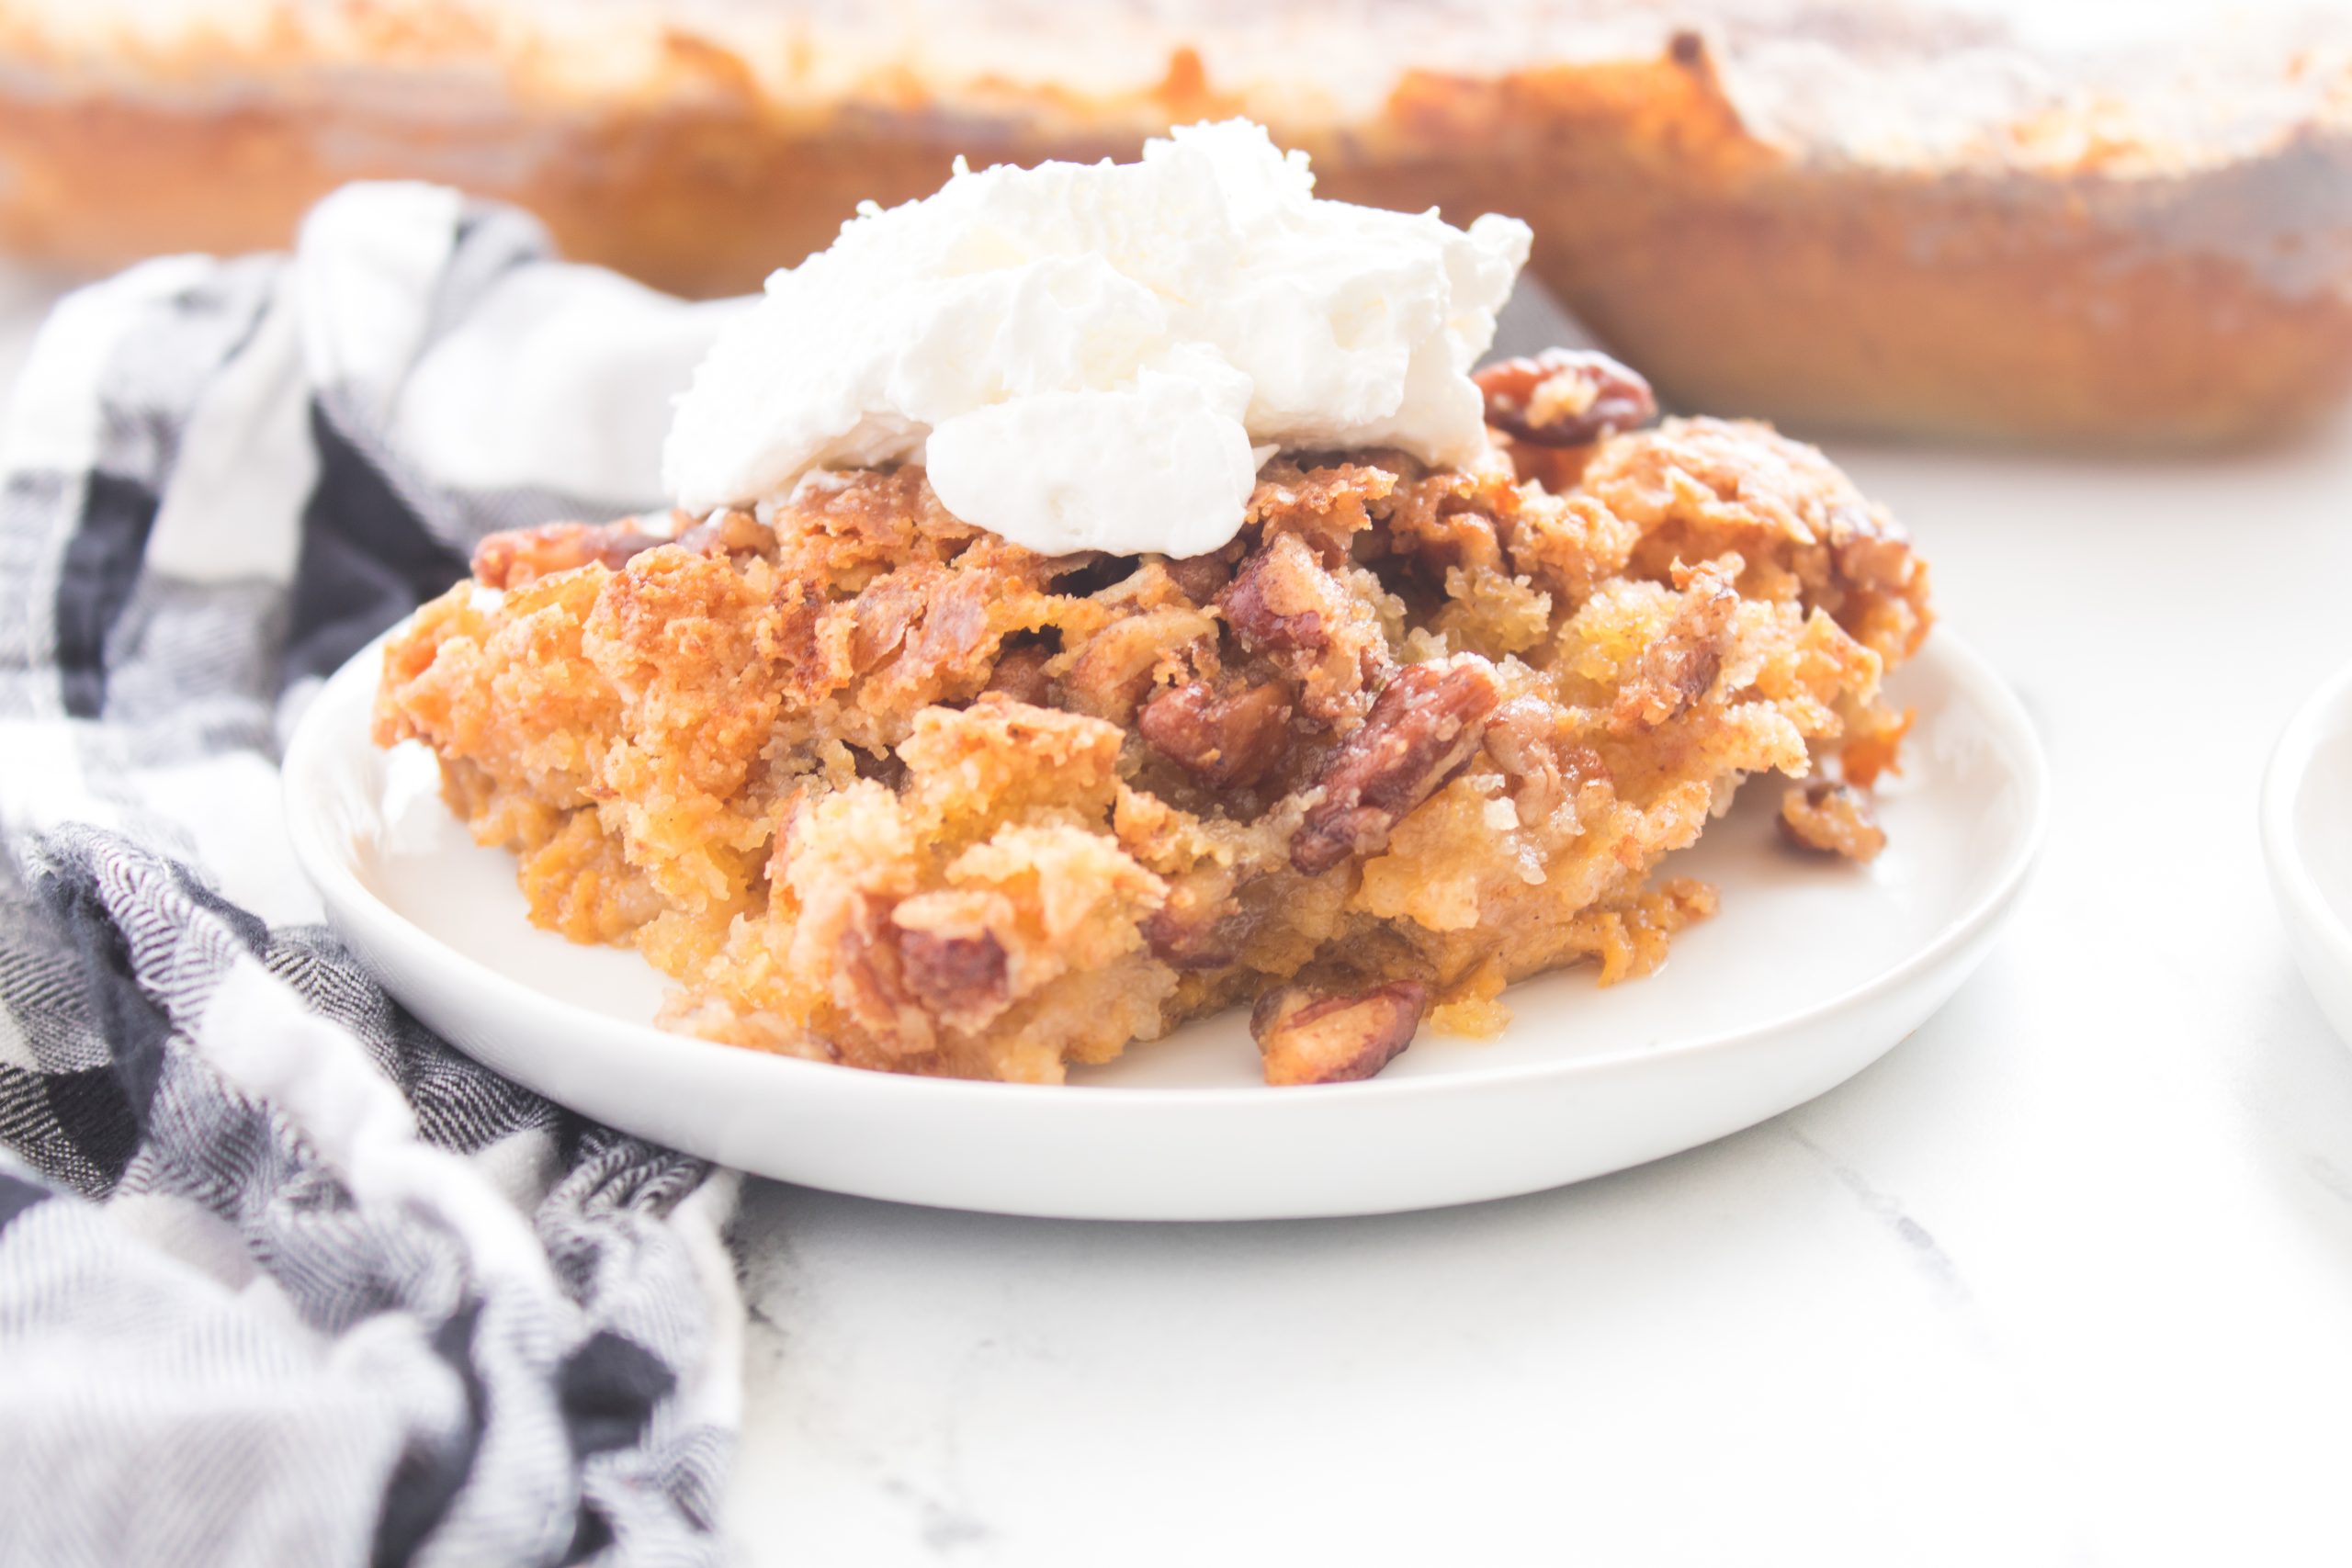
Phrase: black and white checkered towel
[{"left": 0, "top": 186, "right": 757, "bottom": 1567}]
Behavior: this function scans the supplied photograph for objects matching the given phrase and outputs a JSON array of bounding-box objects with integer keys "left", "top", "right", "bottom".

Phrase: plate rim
[
  {"left": 287, "top": 624, "right": 2049, "bottom": 1111},
  {"left": 2261, "top": 656, "right": 2352, "bottom": 975}
]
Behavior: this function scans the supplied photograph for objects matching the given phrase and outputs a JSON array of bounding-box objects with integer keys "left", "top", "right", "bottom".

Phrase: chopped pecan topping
[
  {"left": 834, "top": 887, "right": 1017, "bottom": 1041},
  {"left": 897, "top": 927, "right": 1012, "bottom": 1017},
  {"left": 1291, "top": 658, "right": 1503, "bottom": 874},
  {"left": 1216, "top": 530, "right": 1394, "bottom": 726},
  {"left": 1250, "top": 979, "right": 1429, "bottom": 1086},
  {"left": 832, "top": 893, "right": 917, "bottom": 1040},
  {"left": 1136, "top": 680, "right": 1294, "bottom": 789},
  {"left": 1609, "top": 565, "right": 1737, "bottom": 735},
  {"left": 1476, "top": 349, "right": 1657, "bottom": 447},
  {"left": 1141, "top": 897, "right": 1252, "bottom": 970},
  {"left": 1483, "top": 695, "right": 1608, "bottom": 822},
  {"left": 1779, "top": 779, "right": 1886, "bottom": 862},
  {"left": 1219, "top": 533, "right": 1332, "bottom": 654}
]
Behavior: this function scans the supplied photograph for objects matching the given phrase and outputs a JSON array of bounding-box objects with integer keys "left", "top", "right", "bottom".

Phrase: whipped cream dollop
[{"left": 662, "top": 119, "right": 1532, "bottom": 557}]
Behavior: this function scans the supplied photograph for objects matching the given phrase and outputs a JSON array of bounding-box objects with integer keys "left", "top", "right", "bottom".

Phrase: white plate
[
  {"left": 2264, "top": 660, "right": 2352, "bottom": 1052},
  {"left": 286, "top": 629, "right": 2046, "bottom": 1220}
]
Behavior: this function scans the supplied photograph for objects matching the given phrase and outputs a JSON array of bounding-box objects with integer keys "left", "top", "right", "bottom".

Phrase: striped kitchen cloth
[{"left": 0, "top": 186, "right": 754, "bottom": 1567}]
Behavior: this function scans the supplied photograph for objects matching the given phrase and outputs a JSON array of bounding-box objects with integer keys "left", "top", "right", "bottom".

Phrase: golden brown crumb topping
[
  {"left": 375, "top": 408, "right": 1929, "bottom": 1084},
  {"left": 1779, "top": 779, "right": 1888, "bottom": 863}
]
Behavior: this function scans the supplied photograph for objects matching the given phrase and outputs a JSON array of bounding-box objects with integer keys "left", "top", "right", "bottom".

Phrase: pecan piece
[
  {"left": 1779, "top": 780, "right": 1886, "bottom": 863},
  {"left": 1291, "top": 658, "right": 1503, "bottom": 874},
  {"left": 1483, "top": 695, "right": 1609, "bottom": 823},
  {"left": 1141, "top": 901, "right": 1251, "bottom": 971},
  {"left": 832, "top": 892, "right": 918, "bottom": 1039},
  {"left": 1136, "top": 680, "right": 1294, "bottom": 789},
  {"left": 1475, "top": 349, "right": 1657, "bottom": 447},
  {"left": 1138, "top": 864, "right": 1256, "bottom": 970},
  {"left": 1251, "top": 980, "right": 1429, "bottom": 1087},
  {"left": 898, "top": 927, "right": 1012, "bottom": 1017},
  {"left": 1219, "top": 534, "right": 1331, "bottom": 654},
  {"left": 1218, "top": 531, "right": 1392, "bottom": 726}
]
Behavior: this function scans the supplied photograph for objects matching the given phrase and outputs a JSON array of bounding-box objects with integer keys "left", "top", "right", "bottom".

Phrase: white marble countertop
[
  {"left": 6, "top": 267, "right": 2347, "bottom": 1567},
  {"left": 719, "top": 417, "right": 2352, "bottom": 1566}
]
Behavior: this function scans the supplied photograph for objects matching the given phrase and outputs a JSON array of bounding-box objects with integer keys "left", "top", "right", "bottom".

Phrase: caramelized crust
[{"left": 375, "top": 415, "right": 1931, "bottom": 1083}]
